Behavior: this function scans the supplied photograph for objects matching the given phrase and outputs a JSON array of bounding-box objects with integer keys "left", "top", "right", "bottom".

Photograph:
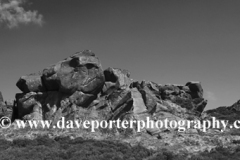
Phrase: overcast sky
[{"left": 0, "top": 0, "right": 240, "bottom": 110}]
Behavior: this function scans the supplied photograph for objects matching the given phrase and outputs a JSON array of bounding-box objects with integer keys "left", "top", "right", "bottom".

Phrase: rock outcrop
[
  {"left": 0, "top": 92, "right": 13, "bottom": 120},
  {"left": 202, "top": 99, "right": 240, "bottom": 123},
  {"left": 16, "top": 72, "right": 45, "bottom": 93},
  {"left": 0, "top": 91, "right": 3, "bottom": 102},
  {"left": 15, "top": 50, "right": 105, "bottom": 121},
  {"left": 15, "top": 50, "right": 208, "bottom": 136},
  {"left": 186, "top": 81, "right": 203, "bottom": 99},
  {"left": 42, "top": 51, "right": 105, "bottom": 94}
]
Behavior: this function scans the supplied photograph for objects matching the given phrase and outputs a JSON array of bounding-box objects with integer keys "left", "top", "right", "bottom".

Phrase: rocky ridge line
[{"left": 3, "top": 50, "right": 208, "bottom": 137}]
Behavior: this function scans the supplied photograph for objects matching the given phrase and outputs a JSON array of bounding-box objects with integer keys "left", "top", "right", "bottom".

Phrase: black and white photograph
[{"left": 0, "top": 0, "right": 240, "bottom": 159}]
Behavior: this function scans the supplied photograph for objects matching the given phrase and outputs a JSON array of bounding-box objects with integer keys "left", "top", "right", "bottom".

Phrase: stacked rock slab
[
  {"left": 15, "top": 50, "right": 208, "bottom": 137},
  {"left": 15, "top": 50, "right": 105, "bottom": 121}
]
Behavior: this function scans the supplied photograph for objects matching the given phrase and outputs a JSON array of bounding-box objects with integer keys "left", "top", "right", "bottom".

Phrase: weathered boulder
[
  {"left": 15, "top": 91, "right": 69, "bottom": 120},
  {"left": 16, "top": 92, "right": 42, "bottom": 119},
  {"left": 16, "top": 50, "right": 105, "bottom": 95},
  {"left": 186, "top": 81, "right": 203, "bottom": 99},
  {"left": 139, "top": 89, "right": 157, "bottom": 114},
  {"left": 101, "top": 81, "right": 117, "bottom": 95},
  {"left": 95, "top": 87, "right": 148, "bottom": 121},
  {"left": 102, "top": 67, "right": 131, "bottom": 94},
  {"left": 15, "top": 50, "right": 106, "bottom": 121},
  {"left": 131, "top": 81, "right": 161, "bottom": 99},
  {"left": 160, "top": 84, "right": 184, "bottom": 100},
  {"left": 130, "top": 81, "right": 159, "bottom": 113},
  {"left": 42, "top": 50, "right": 105, "bottom": 94},
  {"left": 193, "top": 98, "right": 208, "bottom": 113},
  {"left": 155, "top": 82, "right": 207, "bottom": 114},
  {"left": 69, "top": 91, "right": 97, "bottom": 107},
  {"left": 104, "top": 67, "right": 131, "bottom": 90},
  {"left": 107, "top": 89, "right": 132, "bottom": 120},
  {"left": 23, "top": 102, "right": 43, "bottom": 120},
  {"left": 16, "top": 72, "right": 46, "bottom": 93}
]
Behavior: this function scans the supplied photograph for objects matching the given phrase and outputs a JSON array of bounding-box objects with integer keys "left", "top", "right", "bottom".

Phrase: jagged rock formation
[
  {"left": 15, "top": 50, "right": 208, "bottom": 136},
  {"left": 202, "top": 99, "right": 240, "bottom": 123},
  {"left": 15, "top": 50, "right": 105, "bottom": 121}
]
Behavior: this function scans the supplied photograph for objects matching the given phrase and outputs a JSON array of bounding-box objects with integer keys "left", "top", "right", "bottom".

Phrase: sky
[{"left": 0, "top": 0, "right": 240, "bottom": 110}]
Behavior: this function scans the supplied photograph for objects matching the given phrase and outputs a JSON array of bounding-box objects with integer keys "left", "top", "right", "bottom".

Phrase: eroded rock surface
[
  {"left": 15, "top": 50, "right": 105, "bottom": 121},
  {"left": 42, "top": 50, "right": 105, "bottom": 94},
  {"left": 16, "top": 72, "right": 46, "bottom": 93},
  {"left": 15, "top": 50, "right": 208, "bottom": 137}
]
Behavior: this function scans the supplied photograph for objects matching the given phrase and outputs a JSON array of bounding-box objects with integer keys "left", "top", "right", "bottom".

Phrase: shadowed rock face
[
  {"left": 102, "top": 67, "right": 132, "bottom": 95},
  {"left": 15, "top": 50, "right": 208, "bottom": 137},
  {"left": 15, "top": 91, "right": 67, "bottom": 120},
  {"left": 0, "top": 91, "right": 3, "bottom": 102},
  {"left": 0, "top": 92, "right": 13, "bottom": 120},
  {"left": 104, "top": 67, "right": 131, "bottom": 88},
  {"left": 186, "top": 81, "right": 203, "bottom": 99}
]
